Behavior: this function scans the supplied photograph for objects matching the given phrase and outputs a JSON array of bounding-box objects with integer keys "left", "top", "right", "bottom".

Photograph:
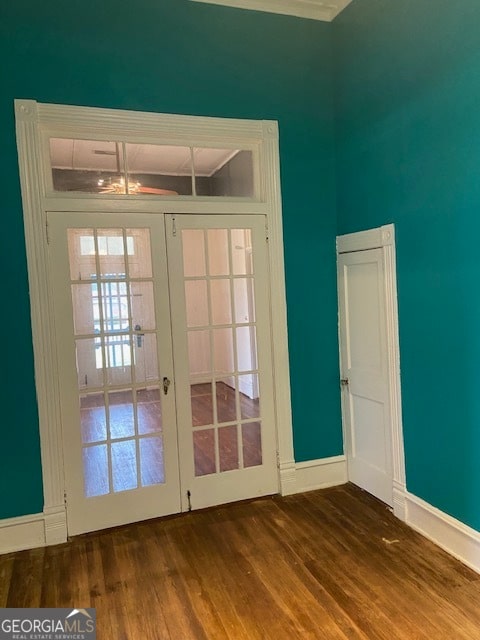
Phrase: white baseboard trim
[
  {"left": 295, "top": 455, "right": 347, "bottom": 493},
  {"left": 0, "top": 505, "right": 68, "bottom": 555},
  {"left": 393, "top": 480, "right": 407, "bottom": 521},
  {"left": 0, "top": 513, "right": 46, "bottom": 554},
  {"left": 404, "top": 491, "right": 480, "bottom": 575},
  {"left": 44, "top": 505, "right": 68, "bottom": 546},
  {"left": 279, "top": 459, "right": 297, "bottom": 496}
]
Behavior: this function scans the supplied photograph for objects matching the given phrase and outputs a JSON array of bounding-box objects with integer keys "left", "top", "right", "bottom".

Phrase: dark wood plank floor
[{"left": 2, "top": 484, "right": 480, "bottom": 639}]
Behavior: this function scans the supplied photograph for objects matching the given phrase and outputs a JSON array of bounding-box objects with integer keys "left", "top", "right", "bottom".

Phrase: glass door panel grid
[
  {"left": 182, "top": 228, "right": 262, "bottom": 477},
  {"left": 68, "top": 228, "right": 164, "bottom": 497}
]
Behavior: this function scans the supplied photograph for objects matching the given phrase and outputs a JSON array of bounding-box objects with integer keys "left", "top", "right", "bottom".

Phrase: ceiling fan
[
  {"left": 94, "top": 145, "right": 179, "bottom": 196},
  {"left": 96, "top": 176, "right": 178, "bottom": 196}
]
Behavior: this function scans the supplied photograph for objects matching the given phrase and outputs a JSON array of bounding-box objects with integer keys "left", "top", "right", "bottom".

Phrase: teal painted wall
[
  {"left": 334, "top": 1, "right": 480, "bottom": 529},
  {"left": 0, "top": 0, "right": 342, "bottom": 519}
]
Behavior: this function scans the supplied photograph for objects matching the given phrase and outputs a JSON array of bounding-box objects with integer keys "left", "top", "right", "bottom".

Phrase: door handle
[
  {"left": 134, "top": 324, "right": 144, "bottom": 348},
  {"left": 340, "top": 378, "right": 349, "bottom": 387},
  {"left": 163, "top": 376, "right": 171, "bottom": 395}
]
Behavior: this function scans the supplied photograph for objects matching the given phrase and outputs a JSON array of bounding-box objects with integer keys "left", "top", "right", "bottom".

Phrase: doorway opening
[
  {"left": 16, "top": 100, "right": 294, "bottom": 542},
  {"left": 336, "top": 224, "right": 406, "bottom": 518}
]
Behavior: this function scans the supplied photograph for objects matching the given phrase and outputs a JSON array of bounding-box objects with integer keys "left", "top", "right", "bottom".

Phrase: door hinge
[
  {"left": 187, "top": 490, "right": 192, "bottom": 512},
  {"left": 172, "top": 216, "right": 177, "bottom": 237},
  {"left": 276, "top": 450, "right": 280, "bottom": 468},
  {"left": 63, "top": 490, "right": 67, "bottom": 505},
  {"left": 265, "top": 219, "right": 270, "bottom": 243},
  {"left": 46, "top": 219, "right": 50, "bottom": 245}
]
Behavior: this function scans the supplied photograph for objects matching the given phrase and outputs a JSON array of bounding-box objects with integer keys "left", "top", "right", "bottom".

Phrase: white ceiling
[
  {"left": 49, "top": 138, "right": 240, "bottom": 177},
  {"left": 190, "top": 0, "right": 353, "bottom": 22}
]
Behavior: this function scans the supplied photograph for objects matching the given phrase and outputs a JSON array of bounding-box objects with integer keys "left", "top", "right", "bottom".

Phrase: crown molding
[{"left": 190, "top": 0, "right": 353, "bottom": 22}]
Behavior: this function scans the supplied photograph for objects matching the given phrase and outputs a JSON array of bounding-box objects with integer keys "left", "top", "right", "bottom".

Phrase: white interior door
[
  {"left": 48, "top": 212, "right": 181, "bottom": 535},
  {"left": 167, "top": 214, "right": 278, "bottom": 511},
  {"left": 338, "top": 248, "right": 393, "bottom": 506}
]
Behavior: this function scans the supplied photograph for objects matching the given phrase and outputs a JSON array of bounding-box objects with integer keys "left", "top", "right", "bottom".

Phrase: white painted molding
[
  {"left": 15, "top": 100, "right": 293, "bottom": 531},
  {"left": 337, "top": 223, "right": 394, "bottom": 254},
  {"left": 383, "top": 230, "right": 407, "bottom": 494},
  {"left": 0, "top": 506, "right": 67, "bottom": 555},
  {"left": 44, "top": 505, "right": 68, "bottom": 546},
  {"left": 295, "top": 456, "right": 347, "bottom": 493},
  {"left": 405, "top": 491, "right": 480, "bottom": 576},
  {"left": 190, "top": 0, "right": 353, "bottom": 22},
  {"left": 263, "top": 121, "right": 296, "bottom": 484},
  {"left": 36, "top": 102, "right": 267, "bottom": 141},
  {"left": 393, "top": 480, "right": 407, "bottom": 522},
  {"left": 15, "top": 100, "right": 68, "bottom": 545},
  {"left": 279, "top": 459, "right": 297, "bottom": 496},
  {"left": 0, "top": 513, "right": 46, "bottom": 555}
]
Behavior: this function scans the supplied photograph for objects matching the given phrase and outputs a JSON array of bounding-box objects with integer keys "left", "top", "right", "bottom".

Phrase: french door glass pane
[
  {"left": 191, "top": 383, "right": 213, "bottom": 427},
  {"left": 219, "top": 426, "right": 239, "bottom": 472},
  {"left": 83, "top": 445, "right": 109, "bottom": 497},
  {"left": 112, "top": 440, "right": 137, "bottom": 492},
  {"left": 127, "top": 228, "right": 153, "bottom": 278},
  {"left": 80, "top": 393, "right": 107, "bottom": 444},
  {"left": 239, "top": 374, "right": 260, "bottom": 420},
  {"left": 130, "top": 281, "right": 156, "bottom": 330},
  {"left": 68, "top": 228, "right": 97, "bottom": 280},
  {"left": 181, "top": 226, "right": 263, "bottom": 477},
  {"left": 188, "top": 330, "right": 211, "bottom": 374},
  {"left": 242, "top": 422, "right": 262, "bottom": 468},
  {"left": 140, "top": 437, "right": 165, "bottom": 486},
  {"left": 216, "top": 379, "right": 237, "bottom": 424},
  {"left": 231, "top": 229, "right": 253, "bottom": 275},
  {"left": 109, "top": 390, "right": 135, "bottom": 439},
  {"left": 98, "top": 229, "right": 126, "bottom": 276},
  {"left": 182, "top": 230, "right": 206, "bottom": 277},
  {"left": 213, "top": 328, "right": 234, "bottom": 373},
  {"left": 76, "top": 339, "right": 103, "bottom": 388},
  {"left": 193, "top": 429, "right": 216, "bottom": 476},
  {"left": 134, "top": 334, "right": 159, "bottom": 383},
  {"left": 207, "top": 229, "right": 229, "bottom": 276},
  {"left": 67, "top": 227, "right": 166, "bottom": 498},
  {"left": 233, "top": 278, "right": 255, "bottom": 324},
  {"left": 185, "top": 280, "right": 209, "bottom": 327},
  {"left": 210, "top": 279, "right": 232, "bottom": 325},
  {"left": 137, "top": 387, "right": 162, "bottom": 435}
]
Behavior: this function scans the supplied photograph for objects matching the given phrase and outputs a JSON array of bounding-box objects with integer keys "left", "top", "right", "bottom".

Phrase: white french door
[
  {"left": 167, "top": 214, "right": 278, "bottom": 511},
  {"left": 48, "top": 211, "right": 278, "bottom": 535},
  {"left": 49, "top": 212, "right": 181, "bottom": 535}
]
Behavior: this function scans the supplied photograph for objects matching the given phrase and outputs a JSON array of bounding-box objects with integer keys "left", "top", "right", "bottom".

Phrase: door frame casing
[
  {"left": 15, "top": 100, "right": 295, "bottom": 543},
  {"left": 336, "top": 224, "right": 407, "bottom": 520}
]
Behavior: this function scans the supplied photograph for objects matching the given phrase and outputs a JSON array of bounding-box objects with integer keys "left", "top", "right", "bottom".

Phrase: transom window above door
[{"left": 48, "top": 138, "right": 255, "bottom": 198}]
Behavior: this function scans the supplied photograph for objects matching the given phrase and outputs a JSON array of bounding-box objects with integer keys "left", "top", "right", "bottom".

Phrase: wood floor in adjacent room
[{"left": 2, "top": 484, "right": 480, "bottom": 639}]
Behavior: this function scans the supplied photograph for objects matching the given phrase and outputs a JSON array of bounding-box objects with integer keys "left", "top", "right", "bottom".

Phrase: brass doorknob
[{"left": 163, "top": 377, "right": 171, "bottom": 395}]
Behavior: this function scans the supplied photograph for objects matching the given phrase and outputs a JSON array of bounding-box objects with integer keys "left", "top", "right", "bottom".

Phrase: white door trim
[
  {"left": 14, "top": 100, "right": 295, "bottom": 544},
  {"left": 337, "top": 224, "right": 406, "bottom": 520}
]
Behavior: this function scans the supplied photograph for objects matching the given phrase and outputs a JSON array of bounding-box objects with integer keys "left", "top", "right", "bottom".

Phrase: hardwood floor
[{"left": 2, "top": 484, "right": 480, "bottom": 639}]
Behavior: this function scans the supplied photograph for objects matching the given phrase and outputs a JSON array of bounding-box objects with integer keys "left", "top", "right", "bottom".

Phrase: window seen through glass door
[{"left": 67, "top": 227, "right": 165, "bottom": 498}]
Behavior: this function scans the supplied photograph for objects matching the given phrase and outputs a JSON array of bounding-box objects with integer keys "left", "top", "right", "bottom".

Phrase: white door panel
[
  {"left": 338, "top": 248, "right": 393, "bottom": 506},
  {"left": 167, "top": 215, "right": 278, "bottom": 511},
  {"left": 48, "top": 212, "right": 181, "bottom": 535}
]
